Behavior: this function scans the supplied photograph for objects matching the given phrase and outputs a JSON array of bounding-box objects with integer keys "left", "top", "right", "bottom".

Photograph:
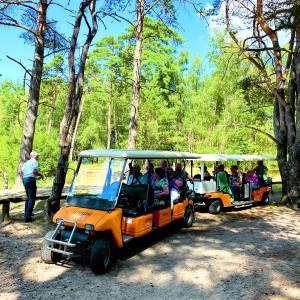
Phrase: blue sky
[{"left": 0, "top": 1, "right": 213, "bottom": 82}]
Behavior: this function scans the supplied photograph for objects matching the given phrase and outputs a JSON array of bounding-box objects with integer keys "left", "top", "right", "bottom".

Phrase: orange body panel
[
  {"left": 153, "top": 208, "right": 172, "bottom": 228},
  {"left": 53, "top": 206, "right": 123, "bottom": 248},
  {"left": 173, "top": 199, "right": 188, "bottom": 220},
  {"left": 208, "top": 192, "right": 232, "bottom": 207},
  {"left": 252, "top": 186, "right": 270, "bottom": 201},
  {"left": 122, "top": 214, "right": 153, "bottom": 237}
]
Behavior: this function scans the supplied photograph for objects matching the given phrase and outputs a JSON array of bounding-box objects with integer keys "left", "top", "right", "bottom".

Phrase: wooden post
[
  {"left": 2, "top": 202, "right": 10, "bottom": 223},
  {"left": 2, "top": 171, "right": 9, "bottom": 223}
]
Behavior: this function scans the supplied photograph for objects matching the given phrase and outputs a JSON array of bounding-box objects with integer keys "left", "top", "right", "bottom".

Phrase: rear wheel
[
  {"left": 208, "top": 199, "right": 222, "bottom": 214},
  {"left": 183, "top": 205, "right": 194, "bottom": 227},
  {"left": 41, "top": 230, "right": 62, "bottom": 264},
  {"left": 90, "top": 238, "right": 113, "bottom": 274},
  {"left": 261, "top": 193, "right": 270, "bottom": 205}
]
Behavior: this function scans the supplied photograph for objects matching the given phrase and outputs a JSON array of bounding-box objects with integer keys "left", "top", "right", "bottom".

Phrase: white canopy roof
[
  {"left": 79, "top": 149, "right": 275, "bottom": 161},
  {"left": 196, "top": 154, "right": 275, "bottom": 162},
  {"left": 79, "top": 149, "right": 203, "bottom": 160}
]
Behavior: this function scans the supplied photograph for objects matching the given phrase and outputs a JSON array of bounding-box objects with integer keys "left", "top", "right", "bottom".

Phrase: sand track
[{"left": 0, "top": 202, "right": 300, "bottom": 300}]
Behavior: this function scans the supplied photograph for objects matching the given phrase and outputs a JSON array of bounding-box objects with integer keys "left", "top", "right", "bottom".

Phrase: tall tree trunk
[
  {"left": 128, "top": 0, "right": 145, "bottom": 150},
  {"left": 47, "top": 89, "right": 58, "bottom": 136},
  {"left": 69, "top": 95, "right": 86, "bottom": 161},
  {"left": 47, "top": 0, "right": 98, "bottom": 217},
  {"left": 113, "top": 100, "right": 118, "bottom": 147},
  {"left": 285, "top": 29, "right": 300, "bottom": 207},
  {"left": 15, "top": 0, "right": 48, "bottom": 186},
  {"left": 256, "top": 0, "right": 300, "bottom": 206},
  {"left": 225, "top": 0, "right": 300, "bottom": 206},
  {"left": 107, "top": 78, "right": 113, "bottom": 149}
]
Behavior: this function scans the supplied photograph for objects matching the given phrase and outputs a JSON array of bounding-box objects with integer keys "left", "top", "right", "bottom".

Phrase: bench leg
[{"left": 2, "top": 202, "right": 10, "bottom": 223}]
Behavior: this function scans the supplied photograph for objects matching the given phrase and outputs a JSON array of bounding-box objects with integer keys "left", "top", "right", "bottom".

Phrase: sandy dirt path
[{"left": 0, "top": 202, "right": 300, "bottom": 300}]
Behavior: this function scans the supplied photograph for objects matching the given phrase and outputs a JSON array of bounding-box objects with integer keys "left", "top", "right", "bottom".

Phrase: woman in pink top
[
  {"left": 246, "top": 170, "right": 259, "bottom": 198},
  {"left": 246, "top": 171, "right": 259, "bottom": 185}
]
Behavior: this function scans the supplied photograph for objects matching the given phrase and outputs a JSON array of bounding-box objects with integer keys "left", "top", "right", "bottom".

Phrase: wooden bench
[{"left": 0, "top": 187, "right": 69, "bottom": 222}]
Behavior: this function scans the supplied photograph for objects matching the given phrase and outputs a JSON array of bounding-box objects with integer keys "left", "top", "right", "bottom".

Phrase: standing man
[{"left": 22, "top": 151, "right": 44, "bottom": 222}]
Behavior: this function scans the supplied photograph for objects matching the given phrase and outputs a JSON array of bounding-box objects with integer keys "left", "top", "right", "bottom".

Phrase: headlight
[
  {"left": 56, "top": 218, "right": 63, "bottom": 224},
  {"left": 85, "top": 224, "right": 94, "bottom": 231}
]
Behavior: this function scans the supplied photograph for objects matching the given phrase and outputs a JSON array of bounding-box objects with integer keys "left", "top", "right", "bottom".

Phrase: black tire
[
  {"left": 261, "top": 193, "right": 270, "bottom": 206},
  {"left": 208, "top": 199, "right": 222, "bottom": 214},
  {"left": 90, "top": 238, "right": 113, "bottom": 274},
  {"left": 183, "top": 205, "right": 194, "bottom": 227},
  {"left": 41, "top": 230, "right": 62, "bottom": 264}
]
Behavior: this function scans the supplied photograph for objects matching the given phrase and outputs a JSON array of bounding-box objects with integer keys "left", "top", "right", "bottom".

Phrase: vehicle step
[
  {"left": 232, "top": 201, "right": 253, "bottom": 208},
  {"left": 233, "top": 201, "right": 252, "bottom": 206}
]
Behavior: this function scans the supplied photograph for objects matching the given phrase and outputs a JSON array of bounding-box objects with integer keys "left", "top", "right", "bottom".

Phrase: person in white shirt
[{"left": 22, "top": 151, "right": 44, "bottom": 222}]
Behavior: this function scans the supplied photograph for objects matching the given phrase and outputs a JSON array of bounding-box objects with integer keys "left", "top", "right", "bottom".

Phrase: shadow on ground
[{"left": 0, "top": 194, "right": 300, "bottom": 300}]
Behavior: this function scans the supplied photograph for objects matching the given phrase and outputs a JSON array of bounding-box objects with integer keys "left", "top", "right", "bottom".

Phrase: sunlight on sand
[
  {"left": 1, "top": 222, "right": 44, "bottom": 238},
  {"left": 174, "top": 267, "right": 213, "bottom": 288},
  {"left": 0, "top": 292, "right": 20, "bottom": 300},
  {"left": 122, "top": 264, "right": 172, "bottom": 284},
  {"left": 271, "top": 271, "right": 300, "bottom": 299},
  {"left": 21, "top": 256, "right": 67, "bottom": 282}
]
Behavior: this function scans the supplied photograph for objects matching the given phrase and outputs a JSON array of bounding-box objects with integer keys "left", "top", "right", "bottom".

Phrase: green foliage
[
  {"left": 0, "top": 21, "right": 277, "bottom": 187},
  {"left": 0, "top": 81, "right": 24, "bottom": 186}
]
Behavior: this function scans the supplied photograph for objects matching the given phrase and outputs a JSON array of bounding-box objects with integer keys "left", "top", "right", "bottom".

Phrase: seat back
[{"left": 120, "top": 184, "right": 154, "bottom": 212}]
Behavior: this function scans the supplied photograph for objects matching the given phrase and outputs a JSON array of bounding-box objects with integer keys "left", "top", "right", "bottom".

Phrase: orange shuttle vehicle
[
  {"left": 41, "top": 149, "right": 202, "bottom": 274},
  {"left": 191, "top": 154, "right": 274, "bottom": 214}
]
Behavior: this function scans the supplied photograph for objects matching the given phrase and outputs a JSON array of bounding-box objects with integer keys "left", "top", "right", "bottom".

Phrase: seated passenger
[
  {"left": 140, "top": 161, "right": 155, "bottom": 186},
  {"left": 229, "top": 165, "right": 242, "bottom": 200},
  {"left": 246, "top": 170, "right": 259, "bottom": 197},
  {"left": 175, "top": 163, "right": 193, "bottom": 182},
  {"left": 203, "top": 166, "right": 212, "bottom": 181},
  {"left": 217, "top": 164, "right": 229, "bottom": 181},
  {"left": 193, "top": 165, "right": 211, "bottom": 181},
  {"left": 160, "top": 160, "right": 168, "bottom": 175},
  {"left": 253, "top": 160, "right": 268, "bottom": 185},
  {"left": 169, "top": 168, "right": 183, "bottom": 208},
  {"left": 216, "top": 165, "right": 232, "bottom": 198},
  {"left": 127, "top": 165, "right": 143, "bottom": 185},
  {"left": 193, "top": 173, "right": 201, "bottom": 180},
  {"left": 153, "top": 167, "right": 169, "bottom": 206}
]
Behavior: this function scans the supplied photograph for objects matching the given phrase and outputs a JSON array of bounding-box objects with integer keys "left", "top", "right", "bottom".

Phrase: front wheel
[
  {"left": 90, "top": 238, "right": 113, "bottom": 274},
  {"left": 183, "top": 205, "right": 194, "bottom": 227},
  {"left": 208, "top": 199, "right": 222, "bottom": 214},
  {"left": 41, "top": 230, "right": 62, "bottom": 264}
]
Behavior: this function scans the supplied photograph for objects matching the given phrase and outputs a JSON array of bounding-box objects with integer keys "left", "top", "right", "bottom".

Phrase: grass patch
[{"left": 272, "top": 184, "right": 282, "bottom": 194}]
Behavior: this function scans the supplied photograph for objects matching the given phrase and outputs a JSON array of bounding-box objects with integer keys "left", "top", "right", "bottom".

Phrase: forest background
[{"left": 0, "top": 1, "right": 276, "bottom": 188}]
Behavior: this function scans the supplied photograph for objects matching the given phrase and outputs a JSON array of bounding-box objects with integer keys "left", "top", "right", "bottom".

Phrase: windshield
[{"left": 67, "top": 157, "right": 126, "bottom": 210}]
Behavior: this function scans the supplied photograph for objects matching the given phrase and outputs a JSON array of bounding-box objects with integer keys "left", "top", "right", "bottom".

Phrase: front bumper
[{"left": 45, "top": 219, "right": 78, "bottom": 257}]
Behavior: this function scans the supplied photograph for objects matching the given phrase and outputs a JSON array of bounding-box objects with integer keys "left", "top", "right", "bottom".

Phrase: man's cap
[{"left": 30, "top": 151, "right": 40, "bottom": 158}]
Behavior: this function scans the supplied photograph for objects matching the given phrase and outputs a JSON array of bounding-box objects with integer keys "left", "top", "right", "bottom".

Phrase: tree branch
[
  {"left": 244, "top": 124, "right": 281, "bottom": 145},
  {"left": 44, "top": 47, "right": 69, "bottom": 58},
  {"left": 97, "top": 10, "right": 134, "bottom": 26},
  {"left": 0, "top": 18, "right": 35, "bottom": 35},
  {"left": 217, "top": 123, "right": 280, "bottom": 145},
  {"left": 6, "top": 55, "right": 32, "bottom": 78},
  {"left": 0, "top": 0, "right": 39, "bottom": 13},
  {"left": 284, "top": 29, "right": 295, "bottom": 80}
]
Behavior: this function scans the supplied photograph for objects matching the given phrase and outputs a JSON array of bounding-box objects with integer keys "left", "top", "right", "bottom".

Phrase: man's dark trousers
[{"left": 23, "top": 177, "right": 37, "bottom": 219}]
